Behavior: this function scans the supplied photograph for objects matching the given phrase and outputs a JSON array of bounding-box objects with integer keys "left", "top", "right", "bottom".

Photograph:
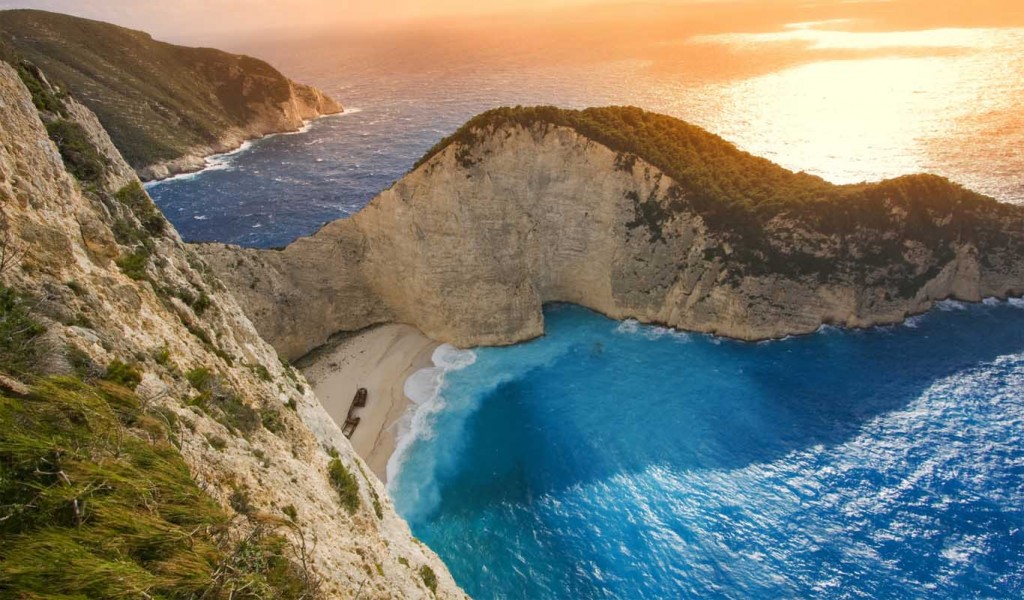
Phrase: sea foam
[{"left": 387, "top": 344, "right": 477, "bottom": 485}]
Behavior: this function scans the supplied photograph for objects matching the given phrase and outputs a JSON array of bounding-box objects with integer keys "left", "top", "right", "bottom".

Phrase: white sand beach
[{"left": 298, "top": 324, "right": 438, "bottom": 482}]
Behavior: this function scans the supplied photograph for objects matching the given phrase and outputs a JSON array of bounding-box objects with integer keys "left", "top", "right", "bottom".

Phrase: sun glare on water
[{"left": 668, "top": 24, "right": 1024, "bottom": 197}]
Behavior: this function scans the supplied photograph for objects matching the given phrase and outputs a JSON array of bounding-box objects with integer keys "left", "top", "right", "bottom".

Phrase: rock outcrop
[
  {"left": 198, "top": 107, "right": 1024, "bottom": 361},
  {"left": 0, "top": 9, "right": 342, "bottom": 181},
  {"left": 0, "top": 59, "right": 458, "bottom": 598}
]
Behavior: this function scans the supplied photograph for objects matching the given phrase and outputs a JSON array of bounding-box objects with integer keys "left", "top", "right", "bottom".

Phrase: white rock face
[
  {"left": 200, "top": 122, "right": 1024, "bottom": 361},
  {"left": 0, "top": 61, "right": 461, "bottom": 599}
]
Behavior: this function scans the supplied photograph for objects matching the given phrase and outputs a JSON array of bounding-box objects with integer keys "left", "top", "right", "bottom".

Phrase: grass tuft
[
  {"left": 102, "top": 359, "right": 142, "bottom": 389},
  {"left": 0, "top": 376, "right": 320, "bottom": 598},
  {"left": 327, "top": 457, "right": 360, "bottom": 514},
  {"left": 419, "top": 565, "right": 438, "bottom": 594}
]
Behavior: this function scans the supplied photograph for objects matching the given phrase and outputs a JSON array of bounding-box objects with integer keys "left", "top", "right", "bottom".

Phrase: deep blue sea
[{"left": 390, "top": 303, "right": 1024, "bottom": 599}]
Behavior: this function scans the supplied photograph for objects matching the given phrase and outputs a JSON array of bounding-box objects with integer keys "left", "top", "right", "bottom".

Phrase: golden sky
[{"left": 0, "top": 0, "right": 1021, "bottom": 42}]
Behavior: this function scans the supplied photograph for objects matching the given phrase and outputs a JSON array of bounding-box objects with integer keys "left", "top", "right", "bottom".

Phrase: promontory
[
  {"left": 0, "top": 9, "right": 341, "bottom": 181},
  {"left": 199, "top": 106, "right": 1024, "bottom": 361}
]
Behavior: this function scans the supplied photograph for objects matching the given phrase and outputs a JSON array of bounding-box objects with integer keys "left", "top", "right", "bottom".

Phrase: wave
[
  {"left": 614, "top": 318, "right": 691, "bottom": 342},
  {"left": 936, "top": 299, "right": 969, "bottom": 311},
  {"left": 146, "top": 110, "right": 354, "bottom": 190},
  {"left": 386, "top": 344, "right": 477, "bottom": 486},
  {"left": 903, "top": 314, "right": 925, "bottom": 328},
  {"left": 144, "top": 140, "right": 255, "bottom": 188}
]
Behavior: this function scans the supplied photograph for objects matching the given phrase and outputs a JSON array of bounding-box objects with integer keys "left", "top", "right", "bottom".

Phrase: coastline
[
  {"left": 142, "top": 110, "right": 347, "bottom": 185},
  {"left": 298, "top": 323, "right": 438, "bottom": 482}
]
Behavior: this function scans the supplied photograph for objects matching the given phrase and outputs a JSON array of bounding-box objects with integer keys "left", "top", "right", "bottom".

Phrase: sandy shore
[{"left": 298, "top": 324, "right": 438, "bottom": 482}]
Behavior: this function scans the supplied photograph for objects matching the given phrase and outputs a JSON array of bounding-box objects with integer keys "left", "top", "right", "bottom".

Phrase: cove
[{"left": 390, "top": 302, "right": 1024, "bottom": 599}]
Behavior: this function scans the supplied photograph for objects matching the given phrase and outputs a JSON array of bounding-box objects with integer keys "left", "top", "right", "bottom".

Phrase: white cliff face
[
  {"left": 0, "top": 61, "right": 461, "bottom": 599},
  {"left": 200, "top": 122, "right": 1024, "bottom": 361}
]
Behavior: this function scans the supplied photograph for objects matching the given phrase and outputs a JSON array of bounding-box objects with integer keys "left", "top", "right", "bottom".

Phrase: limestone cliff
[
  {"left": 0, "top": 60, "right": 459, "bottom": 598},
  {"left": 198, "top": 107, "right": 1024, "bottom": 361},
  {"left": 0, "top": 9, "right": 342, "bottom": 181}
]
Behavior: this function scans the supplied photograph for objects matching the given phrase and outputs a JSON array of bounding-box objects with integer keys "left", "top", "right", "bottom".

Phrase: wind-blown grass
[{"left": 0, "top": 377, "right": 316, "bottom": 599}]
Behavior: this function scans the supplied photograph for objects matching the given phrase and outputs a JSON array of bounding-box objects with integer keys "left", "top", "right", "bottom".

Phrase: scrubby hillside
[
  {"left": 0, "top": 9, "right": 341, "bottom": 180},
  {"left": 200, "top": 106, "right": 1024, "bottom": 358},
  {"left": 0, "top": 58, "right": 458, "bottom": 599}
]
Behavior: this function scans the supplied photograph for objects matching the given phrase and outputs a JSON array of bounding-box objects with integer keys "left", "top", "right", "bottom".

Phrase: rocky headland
[
  {"left": 199, "top": 106, "right": 1024, "bottom": 362},
  {"left": 0, "top": 9, "right": 342, "bottom": 181}
]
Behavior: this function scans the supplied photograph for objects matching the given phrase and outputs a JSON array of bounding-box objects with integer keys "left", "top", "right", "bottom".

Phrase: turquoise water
[{"left": 390, "top": 303, "right": 1024, "bottom": 599}]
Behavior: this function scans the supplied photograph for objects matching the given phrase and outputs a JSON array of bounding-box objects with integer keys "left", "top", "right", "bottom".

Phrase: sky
[
  {"left": 0, "top": 0, "right": 632, "bottom": 40},
  {"left": 0, "top": 0, "right": 1021, "bottom": 45}
]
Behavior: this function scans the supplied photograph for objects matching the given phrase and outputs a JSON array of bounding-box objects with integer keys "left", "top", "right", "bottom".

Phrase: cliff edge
[
  {"left": 198, "top": 107, "right": 1024, "bottom": 360},
  {"left": 0, "top": 9, "right": 342, "bottom": 181},
  {"left": 0, "top": 59, "right": 458, "bottom": 598}
]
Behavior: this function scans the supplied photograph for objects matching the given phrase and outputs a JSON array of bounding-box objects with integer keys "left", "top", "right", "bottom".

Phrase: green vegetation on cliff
[
  {"left": 416, "top": 105, "right": 839, "bottom": 210},
  {"left": 0, "top": 9, "right": 337, "bottom": 172},
  {"left": 0, "top": 285, "right": 319, "bottom": 598},
  {"left": 418, "top": 106, "right": 1015, "bottom": 280},
  {"left": 0, "top": 378, "right": 315, "bottom": 599}
]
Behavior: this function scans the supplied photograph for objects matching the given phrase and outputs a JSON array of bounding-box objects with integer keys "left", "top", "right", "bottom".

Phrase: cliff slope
[
  {"left": 0, "top": 9, "right": 341, "bottom": 180},
  {"left": 0, "top": 59, "right": 459, "bottom": 598},
  {"left": 199, "top": 107, "right": 1024, "bottom": 360}
]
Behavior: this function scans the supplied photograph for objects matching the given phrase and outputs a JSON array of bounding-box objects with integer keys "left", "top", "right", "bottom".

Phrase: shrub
[
  {"left": 251, "top": 363, "right": 272, "bottom": 382},
  {"left": 186, "top": 366, "right": 214, "bottom": 391},
  {"left": 45, "top": 119, "right": 107, "bottom": 183},
  {"left": 261, "top": 409, "right": 284, "bottom": 434},
  {"left": 64, "top": 280, "right": 85, "bottom": 296},
  {"left": 151, "top": 345, "right": 171, "bottom": 366},
  {"left": 65, "top": 344, "right": 97, "bottom": 379},
  {"left": 15, "top": 62, "right": 66, "bottom": 116},
  {"left": 185, "top": 367, "right": 258, "bottom": 435},
  {"left": 419, "top": 565, "right": 438, "bottom": 593},
  {"left": 191, "top": 291, "right": 211, "bottom": 315},
  {"left": 0, "top": 284, "right": 45, "bottom": 377},
  {"left": 218, "top": 393, "right": 261, "bottom": 435},
  {"left": 327, "top": 457, "right": 360, "bottom": 514},
  {"left": 102, "top": 359, "right": 142, "bottom": 390},
  {"left": 206, "top": 434, "right": 227, "bottom": 451},
  {"left": 282, "top": 504, "right": 298, "bottom": 522},
  {"left": 229, "top": 486, "right": 253, "bottom": 515},
  {"left": 114, "top": 182, "right": 165, "bottom": 236},
  {"left": 115, "top": 248, "right": 150, "bottom": 280}
]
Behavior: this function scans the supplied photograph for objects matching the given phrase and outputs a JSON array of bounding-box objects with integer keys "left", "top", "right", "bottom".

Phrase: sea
[
  {"left": 392, "top": 303, "right": 1024, "bottom": 599},
  {"left": 146, "top": 11, "right": 1024, "bottom": 598}
]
